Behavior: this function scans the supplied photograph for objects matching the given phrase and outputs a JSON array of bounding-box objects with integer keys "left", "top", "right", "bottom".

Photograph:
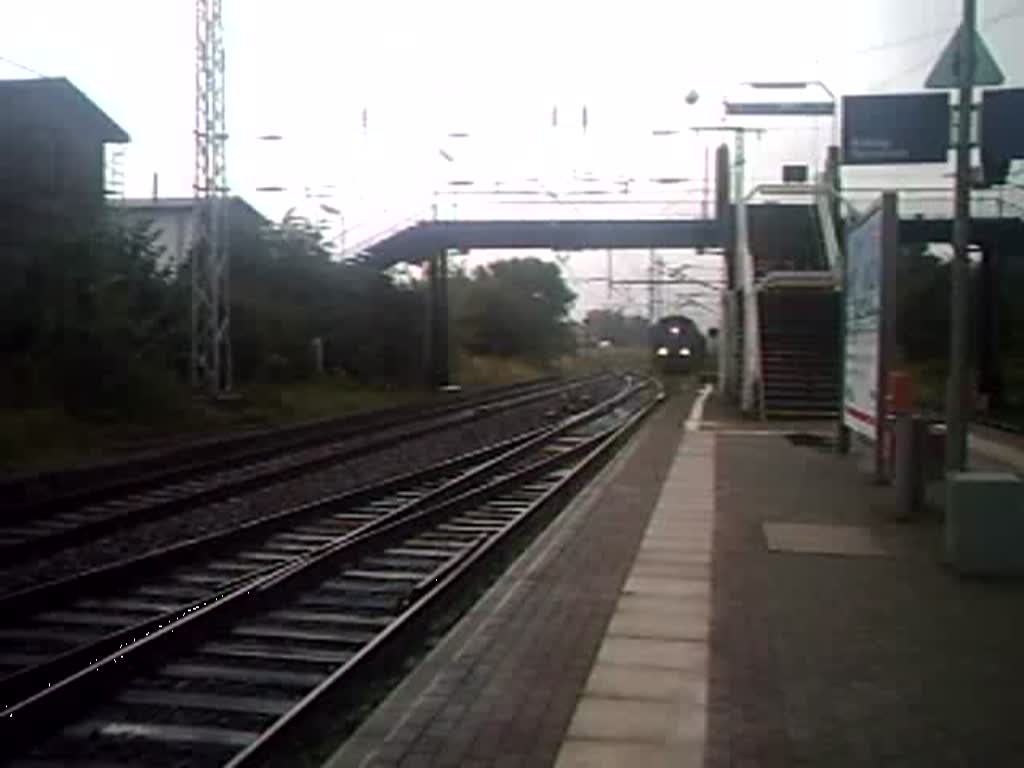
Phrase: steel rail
[
  {"left": 0, "top": 379, "right": 658, "bottom": 765},
  {"left": 0, "top": 376, "right": 609, "bottom": 564},
  {"left": 0, "top": 377, "right": 565, "bottom": 516}
]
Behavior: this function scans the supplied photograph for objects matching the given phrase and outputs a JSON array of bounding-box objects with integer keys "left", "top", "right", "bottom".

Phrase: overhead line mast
[{"left": 191, "top": 0, "right": 231, "bottom": 395}]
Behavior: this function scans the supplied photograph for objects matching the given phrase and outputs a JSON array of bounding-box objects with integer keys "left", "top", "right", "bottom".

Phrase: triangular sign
[{"left": 926, "top": 25, "right": 1005, "bottom": 88}]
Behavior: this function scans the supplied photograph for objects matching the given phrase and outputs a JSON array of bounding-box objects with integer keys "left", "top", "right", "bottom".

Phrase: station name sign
[
  {"left": 842, "top": 92, "right": 950, "bottom": 165},
  {"left": 981, "top": 88, "right": 1024, "bottom": 160}
]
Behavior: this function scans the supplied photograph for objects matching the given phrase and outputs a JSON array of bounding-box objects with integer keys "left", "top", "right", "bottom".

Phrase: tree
[
  {"left": 230, "top": 213, "right": 425, "bottom": 384},
  {"left": 892, "top": 244, "right": 952, "bottom": 364},
  {"left": 0, "top": 217, "right": 186, "bottom": 417},
  {"left": 583, "top": 309, "right": 650, "bottom": 347},
  {"left": 457, "top": 257, "right": 575, "bottom": 361}
]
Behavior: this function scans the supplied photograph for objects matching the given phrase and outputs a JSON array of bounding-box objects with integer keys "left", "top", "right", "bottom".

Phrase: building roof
[{"left": 0, "top": 77, "right": 129, "bottom": 142}]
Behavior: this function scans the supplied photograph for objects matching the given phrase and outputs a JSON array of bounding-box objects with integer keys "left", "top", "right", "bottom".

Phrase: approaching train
[{"left": 650, "top": 315, "right": 707, "bottom": 374}]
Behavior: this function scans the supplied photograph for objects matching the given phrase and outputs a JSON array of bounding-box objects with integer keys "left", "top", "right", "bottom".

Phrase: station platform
[
  {"left": 970, "top": 423, "right": 1024, "bottom": 473},
  {"left": 325, "top": 388, "right": 1024, "bottom": 767}
]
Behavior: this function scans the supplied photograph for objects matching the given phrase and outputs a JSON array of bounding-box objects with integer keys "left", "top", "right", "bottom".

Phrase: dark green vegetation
[
  {"left": 894, "top": 243, "right": 1024, "bottom": 426},
  {"left": 451, "top": 259, "right": 577, "bottom": 361},
  {"left": 0, "top": 213, "right": 582, "bottom": 468},
  {"left": 582, "top": 309, "right": 651, "bottom": 347}
]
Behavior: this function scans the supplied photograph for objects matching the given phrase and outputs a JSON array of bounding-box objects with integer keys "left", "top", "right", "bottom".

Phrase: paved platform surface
[
  {"left": 969, "top": 427, "right": 1024, "bottom": 472},
  {"left": 324, "top": 387, "right": 696, "bottom": 767},
  {"left": 702, "top": 400, "right": 1024, "bottom": 768},
  {"left": 556, "top": 399, "right": 714, "bottom": 768},
  {"left": 325, "top": 387, "right": 1024, "bottom": 767}
]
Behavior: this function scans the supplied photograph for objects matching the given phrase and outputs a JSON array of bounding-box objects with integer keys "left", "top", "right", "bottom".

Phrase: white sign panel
[{"left": 843, "top": 205, "right": 883, "bottom": 441}]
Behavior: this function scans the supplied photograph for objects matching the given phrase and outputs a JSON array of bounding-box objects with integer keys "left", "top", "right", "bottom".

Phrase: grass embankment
[
  {"left": 0, "top": 378, "right": 424, "bottom": 473},
  {"left": 1, "top": 348, "right": 682, "bottom": 473},
  {"left": 455, "top": 355, "right": 551, "bottom": 387},
  {"left": 456, "top": 347, "right": 653, "bottom": 386},
  {"left": 556, "top": 346, "right": 653, "bottom": 377}
]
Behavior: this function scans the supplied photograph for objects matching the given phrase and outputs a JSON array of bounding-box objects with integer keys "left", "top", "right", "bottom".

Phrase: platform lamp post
[{"left": 692, "top": 124, "right": 765, "bottom": 414}]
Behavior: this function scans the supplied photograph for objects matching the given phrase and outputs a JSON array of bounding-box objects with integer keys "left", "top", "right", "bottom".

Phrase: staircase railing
[
  {"left": 338, "top": 206, "right": 433, "bottom": 261},
  {"left": 814, "top": 175, "right": 843, "bottom": 281}
]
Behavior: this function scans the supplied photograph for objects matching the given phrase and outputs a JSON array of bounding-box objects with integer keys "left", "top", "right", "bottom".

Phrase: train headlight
[
  {"left": 669, "top": 326, "right": 681, "bottom": 335},
  {"left": 656, "top": 346, "right": 669, "bottom": 357},
  {"left": 678, "top": 347, "right": 691, "bottom": 357}
]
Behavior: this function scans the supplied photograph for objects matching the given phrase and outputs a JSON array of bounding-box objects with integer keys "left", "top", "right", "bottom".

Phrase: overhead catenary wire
[
  {"left": 0, "top": 53, "right": 44, "bottom": 77},
  {"left": 821, "top": 3, "right": 1024, "bottom": 60}
]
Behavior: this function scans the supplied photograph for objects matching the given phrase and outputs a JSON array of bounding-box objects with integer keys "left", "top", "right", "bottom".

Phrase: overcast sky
[{"left": 3, "top": 0, "right": 1023, "bottom": 326}]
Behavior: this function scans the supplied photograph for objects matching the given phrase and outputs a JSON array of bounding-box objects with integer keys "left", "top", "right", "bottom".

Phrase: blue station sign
[
  {"left": 981, "top": 88, "right": 1024, "bottom": 160},
  {"left": 842, "top": 92, "right": 950, "bottom": 165}
]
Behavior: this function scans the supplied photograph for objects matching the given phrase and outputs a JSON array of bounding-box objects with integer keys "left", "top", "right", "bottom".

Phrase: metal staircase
[
  {"left": 758, "top": 287, "right": 840, "bottom": 418},
  {"left": 727, "top": 179, "right": 844, "bottom": 419}
]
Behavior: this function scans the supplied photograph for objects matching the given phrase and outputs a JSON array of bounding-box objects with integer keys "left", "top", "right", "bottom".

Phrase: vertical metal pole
[
  {"left": 714, "top": 144, "right": 733, "bottom": 286},
  {"left": 422, "top": 257, "right": 434, "bottom": 388},
  {"left": 213, "top": 0, "right": 230, "bottom": 394},
  {"left": 191, "top": 0, "right": 230, "bottom": 396},
  {"left": 877, "top": 192, "right": 900, "bottom": 483},
  {"left": 425, "top": 251, "right": 450, "bottom": 388},
  {"left": 647, "top": 249, "right": 656, "bottom": 323},
  {"left": 191, "top": 0, "right": 205, "bottom": 391},
  {"left": 699, "top": 145, "right": 710, "bottom": 255},
  {"left": 946, "top": 0, "right": 976, "bottom": 471},
  {"left": 829, "top": 145, "right": 852, "bottom": 454},
  {"left": 436, "top": 249, "right": 450, "bottom": 386},
  {"left": 606, "top": 249, "right": 613, "bottom": 300},
  {"left": 736, "top": 130, "right": 760, "bottom": 414}
]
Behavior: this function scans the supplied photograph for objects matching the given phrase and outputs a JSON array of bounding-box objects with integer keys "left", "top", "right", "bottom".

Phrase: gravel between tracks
[{"left": 0, "top": 380, "right": 620, "bottom": 596}]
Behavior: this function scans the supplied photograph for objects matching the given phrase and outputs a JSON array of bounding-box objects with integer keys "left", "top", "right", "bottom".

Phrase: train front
[{"left": 651, "top": 316, "right": 703, "bottom": 374}]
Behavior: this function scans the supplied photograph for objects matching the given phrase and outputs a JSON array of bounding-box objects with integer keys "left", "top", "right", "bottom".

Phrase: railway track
[
  {"left": 0, "top": 430, "right": 538, "bottom": 705},
  {"left": 1, "top": 379, "right": 562, "bottom": 515},
  {"left": 0, "top": 376, "right": 659, "bottom": 767},
  {"left": 0, "top": 377, "right": 606, "bottom": 564}
]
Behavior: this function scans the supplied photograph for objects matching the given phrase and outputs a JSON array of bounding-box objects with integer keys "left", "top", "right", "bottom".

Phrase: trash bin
[
  {"left": 893, "top": 414, "right": 927, "bottom": 520},
  {"left": 924, "top": 421, "right": 946, "bottom": 482}
]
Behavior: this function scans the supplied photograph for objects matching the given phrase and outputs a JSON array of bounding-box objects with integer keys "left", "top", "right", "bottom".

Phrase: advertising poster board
[{"left": 843, "top": 193, "right": 897, "bottom": 479}]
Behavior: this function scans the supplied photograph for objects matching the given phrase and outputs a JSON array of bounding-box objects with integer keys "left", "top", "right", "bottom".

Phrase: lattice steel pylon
[{"left": 191, "top": 0, "right": 231, "bottom": 395}]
